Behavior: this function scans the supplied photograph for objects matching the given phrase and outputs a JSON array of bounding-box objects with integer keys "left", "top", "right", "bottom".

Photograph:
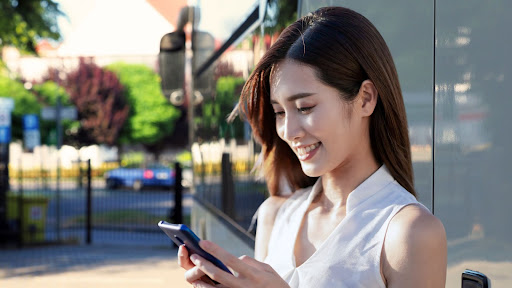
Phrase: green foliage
[
  {"left": 0, "top": 59, "right": 8, "bottom": 77},
  {"left": 199, "top": 76, "right": 246, "bottom": 140},
  {"left": 176, "top": 150, "right": 192, "bottom": 167},
  {"left": 263, "top": 0, "right": 298, "bottom": 34},
  {"left": 120, "top": 151, "right": 145, "bottom": 167},
  {"left": 0, "top": 76, "right": 40, "bottom": 140},
  {"left": 0, "top": 0, "right": 62, "bottom": 53},
  {"left": 32, "top": 81, "right": 71, "bottom": 106},
  {"left": 106, "top": 62, "right": 181, "bottom": 146}
]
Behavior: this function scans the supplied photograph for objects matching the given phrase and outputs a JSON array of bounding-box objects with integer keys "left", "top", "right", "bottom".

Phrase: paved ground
[{"left": 0, "top": 244, "right": 191, "bottom": 288}]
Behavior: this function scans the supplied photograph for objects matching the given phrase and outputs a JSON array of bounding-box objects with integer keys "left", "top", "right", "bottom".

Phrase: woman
[{"left": 179, "top": 6, "right": 447, "bottom": 288}]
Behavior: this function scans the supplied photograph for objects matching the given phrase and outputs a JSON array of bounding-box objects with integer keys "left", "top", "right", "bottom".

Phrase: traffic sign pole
[
  {"left": 0, "top": 98, "right": 14, "bottom": 240},
  {"left": 56, "top": 96, "right": 62, "bottom": 242}
]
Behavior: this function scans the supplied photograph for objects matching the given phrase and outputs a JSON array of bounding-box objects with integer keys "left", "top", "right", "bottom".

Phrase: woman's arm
[
  {"left": 254, "top": 196, "right": 288, "bottom": 261},
  {"left": 381, "top": 204, "right": 447, "bottom": 288}
]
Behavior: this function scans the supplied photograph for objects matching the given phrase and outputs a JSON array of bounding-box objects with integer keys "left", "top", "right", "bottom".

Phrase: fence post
[
  {"left": 86, "top": 159, "right": 92, "bottom": 244},
  {"left": 172, "top": 162, "right": 183, "bottom": 224},
  {"left": 17, "top": 159, "right": 23, "bottom": 248},
  {"left": 221, "top": 153, "right": 235, "bottom": 219}
]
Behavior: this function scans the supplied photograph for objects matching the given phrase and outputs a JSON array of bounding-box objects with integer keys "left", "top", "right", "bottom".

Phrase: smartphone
[
  {"left": 462, "top": 269, "right": 490, "bottom": 288},
  {"left": 158, "top": 221, "right": 232, "bottom": 274}
]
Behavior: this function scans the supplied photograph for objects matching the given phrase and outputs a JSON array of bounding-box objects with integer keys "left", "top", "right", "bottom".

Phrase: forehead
[{"left": 270, "top": 60, "right": 322, "bottom": 101}]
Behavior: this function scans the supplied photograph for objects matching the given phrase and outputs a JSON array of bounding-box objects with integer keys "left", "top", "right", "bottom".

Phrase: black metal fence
[
  {"left": 1, "top": 160, "right": 184, "bottom": 247},
  {"left": 194, "top": 152, "right": 267, "bottom": 234}
]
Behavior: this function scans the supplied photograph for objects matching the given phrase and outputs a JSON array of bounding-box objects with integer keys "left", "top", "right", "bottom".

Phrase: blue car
[{"left": 104, "top": 163, "right": 175, "bottom": 190}]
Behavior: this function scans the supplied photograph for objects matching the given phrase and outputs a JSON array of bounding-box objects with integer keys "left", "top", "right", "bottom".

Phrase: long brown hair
[{"left": 239, "top": 7, "right": 416, "bottom": 197}]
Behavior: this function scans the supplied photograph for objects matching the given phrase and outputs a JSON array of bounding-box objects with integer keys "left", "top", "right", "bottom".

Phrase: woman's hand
[
  {"left": 178, "top": 244, "right": 216, "bottom": 285},
  {"left": 185, "top": 240, "right": 290, "bottom": 288}
]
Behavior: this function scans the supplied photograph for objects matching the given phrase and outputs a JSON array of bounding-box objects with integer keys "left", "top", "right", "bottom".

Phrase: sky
[{"left": 55, "top": 0, "right": 261, "bottom": 55}]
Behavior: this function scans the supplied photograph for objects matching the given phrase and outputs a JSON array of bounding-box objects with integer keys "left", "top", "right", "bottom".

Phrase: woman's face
[{"left": 270, "top": 59, "right": 368, "bottom": 177}]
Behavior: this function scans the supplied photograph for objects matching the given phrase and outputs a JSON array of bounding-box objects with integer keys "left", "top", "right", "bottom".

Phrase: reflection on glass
[
  {"left": 436, "top": 0, "right": 512, "bottom": 286},
  {"left": 299, "top": 0, "right": 434, "bottom": 209}
]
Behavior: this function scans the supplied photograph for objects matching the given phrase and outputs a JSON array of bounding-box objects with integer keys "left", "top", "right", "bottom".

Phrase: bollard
[
  {"left": 221, "top": 153, "right": 235, "bottom": 219},
  {"left": 172, "top": 162, "right": 183, "bottom": 224}
]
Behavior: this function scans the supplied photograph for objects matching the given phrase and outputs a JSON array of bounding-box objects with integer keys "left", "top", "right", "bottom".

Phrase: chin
[{"left": 300, "top": 163, "right": 323, "bottom": 178}]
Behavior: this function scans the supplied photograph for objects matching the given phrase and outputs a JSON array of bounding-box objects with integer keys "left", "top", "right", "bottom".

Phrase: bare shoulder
[
  {"left": 254, "top": 195, "right": 289, "bottom": 261},
  {"left": 382, "top": 204, "right": 447, "bottom": 288},
  {"left": 257, "top": 195, "right": 289, "bottom": 225}
]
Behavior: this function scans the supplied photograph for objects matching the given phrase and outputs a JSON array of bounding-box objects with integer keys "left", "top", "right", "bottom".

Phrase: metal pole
[
  {"left": 18, "top": 158, "right": 23, "bottom": 247},
  {"left": 173, "top": 162, "right": 183, "bottom": 224},
  {"left": 56, "top": 96, "right": 62, "bottom": 242},
  {"left": 185, "top": 7, "right": 195, "bottom": 148},
  {"left": 221, "top": 153, "right": 235, "bottom": 219},
  {"left": 86, "top": 159, "right": 91, "bottom": 244}
]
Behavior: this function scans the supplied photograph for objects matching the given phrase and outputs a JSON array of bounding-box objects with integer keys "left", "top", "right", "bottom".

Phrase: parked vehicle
[{"left": 104, "top": 163, "right": 175, "bottom": 190}]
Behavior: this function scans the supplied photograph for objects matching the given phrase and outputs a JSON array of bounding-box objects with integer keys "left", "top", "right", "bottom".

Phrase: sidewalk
[{"left": 0, "top": 244, "right": 190, "bottom": 288}]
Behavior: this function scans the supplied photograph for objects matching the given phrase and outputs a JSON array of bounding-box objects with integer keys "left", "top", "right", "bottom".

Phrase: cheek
[{"left": 275, "top": 120, "right": 285, "bottom": 140}]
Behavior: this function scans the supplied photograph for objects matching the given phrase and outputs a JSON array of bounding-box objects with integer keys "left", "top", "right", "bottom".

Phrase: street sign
[
  {"left": 41, "top": 106, "right": 77, "bottom": 120},
  {"left": 0, "top": 109, "right": 11, "bottom": 127},
  {"left": 23, "top": 114, "right": 39, "bottom": 130},
  {"left": 0, "top": 98, "right": 14, "bottom": 111},
  {"left": 23, "top": 114, "right": 40, "bottom": 151},
  {"left": 24, "top": 130, "right": 40, "bottom": 150},
  {"left": 0, "top": 127, "right": 11, "bottom": 143},
  {"left": 0, "top": 108, "right": 11, "bottom": 144}
]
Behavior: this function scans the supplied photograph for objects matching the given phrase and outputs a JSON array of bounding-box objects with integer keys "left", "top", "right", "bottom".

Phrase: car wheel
[{"left": 133, "top": 180, "right": 142, "bottom": 191}]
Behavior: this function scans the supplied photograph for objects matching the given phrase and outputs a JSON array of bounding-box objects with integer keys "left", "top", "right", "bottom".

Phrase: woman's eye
[
  {"left": 298, "top": 106, "right": 313, "bottom": 114},
  {"left": 274, "top": 111, "right": 285, "bottom": 118}
]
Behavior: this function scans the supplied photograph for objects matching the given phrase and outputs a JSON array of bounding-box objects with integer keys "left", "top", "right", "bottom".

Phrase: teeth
[{"left": 297, "top": 143, "right": 319, "bottom": 155}]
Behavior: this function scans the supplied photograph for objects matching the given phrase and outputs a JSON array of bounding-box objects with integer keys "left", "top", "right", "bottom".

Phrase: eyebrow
[{"left": 270, "top": 92, "right": 316, "bottom": 104}]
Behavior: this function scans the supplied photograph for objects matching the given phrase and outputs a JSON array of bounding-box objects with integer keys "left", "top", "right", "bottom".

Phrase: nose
[{"left": 279, "top": 114, "right": 305, "bottom": 142}]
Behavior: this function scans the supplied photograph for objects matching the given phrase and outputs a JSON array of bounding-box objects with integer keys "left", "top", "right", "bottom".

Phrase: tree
[
  {"left": 0, "top": 0, "right": 62, "bottom": 54},
  {"left": 198, "top": 76, "right": 245, "bottom": 140},
  {"left": 106, "top": 62, "right": 181, "bottom": 157},
  {"left": 65, "top": 58, "right": 129, "bottom": 146},
  {"left": 0, "top": 76, "right": 40, "bottom": 141}
]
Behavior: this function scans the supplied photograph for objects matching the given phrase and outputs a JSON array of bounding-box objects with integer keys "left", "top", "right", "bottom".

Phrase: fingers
[
  {"left": 184, "top": 265, "right": 209, "bottom": 284},
  {"left": 189, "top": 253, "right": 241, "bottom": 286},
  {"left": 177, "top": 244, "right": 195, "bottom": 270},
  {"left": 190, "top": 280, "right": 218, "bottom": 288},
  {"left": 199, "top": 240, "right": 255, "bottom": 277},
  {"left": 238, "top": 255, "right": 273, "bottom": 272}
]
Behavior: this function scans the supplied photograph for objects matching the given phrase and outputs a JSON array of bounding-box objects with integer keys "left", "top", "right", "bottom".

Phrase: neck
[{"left": 318, "top": 146, "right": 380, "bottom": 209}]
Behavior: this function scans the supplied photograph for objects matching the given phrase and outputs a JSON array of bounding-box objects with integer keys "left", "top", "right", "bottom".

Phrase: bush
[{"left": 106, "top": 63, "right": 181, "bottom": 145}]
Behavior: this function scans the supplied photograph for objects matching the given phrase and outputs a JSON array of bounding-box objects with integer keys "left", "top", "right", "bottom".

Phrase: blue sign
[
  {"left": 23, "top": 114, "right": 40, "bottom": 150},
  {"left": 0, "top": 97, "right": 14, "bottom": 111},
  {"left": 23, "top": 114, "right": 39, "bottom": 130},
  {"left": 0, "top": 126, "right": 11, "bottom": 143}
]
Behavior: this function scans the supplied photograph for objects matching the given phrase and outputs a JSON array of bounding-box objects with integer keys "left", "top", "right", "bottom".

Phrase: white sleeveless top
[{"left": 264, "top": 165, "right": 421, "bottom": 288}]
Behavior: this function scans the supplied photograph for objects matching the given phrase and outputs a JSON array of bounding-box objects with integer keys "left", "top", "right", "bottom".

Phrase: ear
[{"left": 357, "top": 80, "right": 378, "bottom": 117}]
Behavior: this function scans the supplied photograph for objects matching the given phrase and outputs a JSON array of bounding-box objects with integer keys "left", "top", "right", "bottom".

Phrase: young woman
[{"left": 179, "top": 6, "right": 447, "bottom": 288}]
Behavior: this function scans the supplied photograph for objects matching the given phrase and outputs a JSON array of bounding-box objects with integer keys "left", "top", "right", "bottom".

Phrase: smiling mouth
[{"left": 296, "top": 142, "right": 321, "bottom": 160}]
